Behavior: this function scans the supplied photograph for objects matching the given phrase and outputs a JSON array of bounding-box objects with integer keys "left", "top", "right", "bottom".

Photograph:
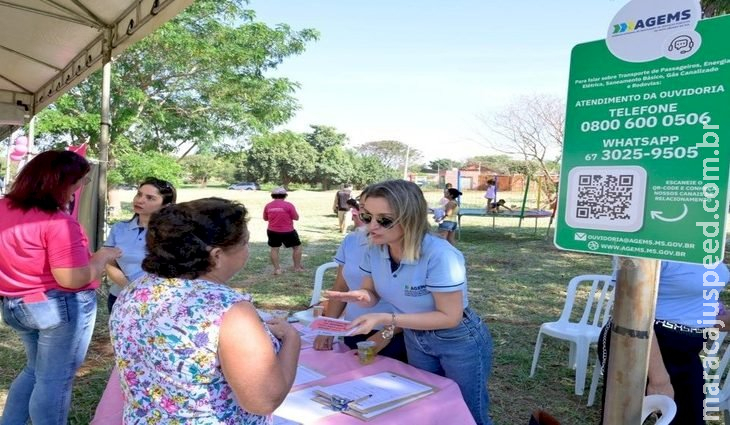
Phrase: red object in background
[{"left": 9, "top": 135, "right": 29, "bottom": 161}]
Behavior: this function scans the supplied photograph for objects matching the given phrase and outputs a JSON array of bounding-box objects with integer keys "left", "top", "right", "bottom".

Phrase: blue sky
[{"left": 250, "top": 0, "right": 630, "bottom": 163}]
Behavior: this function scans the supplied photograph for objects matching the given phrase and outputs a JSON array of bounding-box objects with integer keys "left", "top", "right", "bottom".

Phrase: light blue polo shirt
[
  {"left": 103, "top": 216, "right": 148, "bottom": 296},
  {"left": 612, "top": 258, "right": 729, "bottom": 327},
  {"left": 359, "top": 233, "right": 469, "bottom": 314},
  {"left": 334, "top": 230, "right": 395, "bottom": 325}
]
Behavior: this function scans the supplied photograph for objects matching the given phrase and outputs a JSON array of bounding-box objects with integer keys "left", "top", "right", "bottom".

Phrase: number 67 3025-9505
[{"left": 585, "top": 146, "right": 698, "bottom": 161}]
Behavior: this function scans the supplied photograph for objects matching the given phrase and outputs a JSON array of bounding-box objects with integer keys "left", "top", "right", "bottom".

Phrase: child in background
[
  {"left": 488, "top": 199, "right": 513, "bottom": 213},
  {"left": 347, "top": 198, "right": 364, "bottom": 230},
  {"left": 439, "top": 183, "right": 453, "bottom": 207},
  {"left": 438, "top": 188, "right": 462, "bottom": 246},
  {"left": 483, "top": 179, "right": 496, "bottom": 214}
]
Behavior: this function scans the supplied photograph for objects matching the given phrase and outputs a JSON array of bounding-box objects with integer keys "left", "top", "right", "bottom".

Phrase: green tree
[
  {"left": 34, "top": 0, "right": 318, "bottom": 158},
  {"left": 304, "top": 125, "right": 350, "bottom": 189},
  {"left": 217, "top": 151, "right": 249, "bottom": 183},
  {"left": 349, "top": 153, "right": 400, "bottom": 188},
  {"left": 424, "top": 158, "right": 462, "bottom": 173},
  {"left": 358, "top": 140, "right": 422, "bottom": 170},
  {"left": 109, "top": 151, "right": 183, "bottom": 188},
  {"left": 179, "top": 154, "right": 222, "bottom": 186},
  {"left": 317, "top": 147, "right": 354, "bottom": 190},
  {"left": 305, "top": 125, "right": 348, "bottom": 152},
  {"left": 246, "top": 131, "right": 317, "bottom": 188}
]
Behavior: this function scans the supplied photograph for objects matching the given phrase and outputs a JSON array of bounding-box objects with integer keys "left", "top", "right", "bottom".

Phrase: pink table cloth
[{"left": 92, "top": 346, "right": 476, "bottom": 424}]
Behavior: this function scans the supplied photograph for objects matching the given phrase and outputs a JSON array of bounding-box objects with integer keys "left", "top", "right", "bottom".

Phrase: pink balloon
[
  {"left": 10, "top": 152, "right": 25, "bottom": 161},
  {"left": 12, "top": 145, "right": 28, "bottom": 155},
  {"left": 14, "top": 136, "right": 28, "bottom": 147}
]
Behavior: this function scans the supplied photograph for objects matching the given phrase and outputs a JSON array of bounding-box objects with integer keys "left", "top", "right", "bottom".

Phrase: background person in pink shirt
[
  {"left": 0, "top": 150, "right": 121, "bottom": 425},
  {"left": 263, "top": 187, "right": 305, "bottom": 275}
]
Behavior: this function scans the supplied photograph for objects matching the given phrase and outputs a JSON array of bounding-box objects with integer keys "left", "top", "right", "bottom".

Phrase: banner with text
[{"left": 554, "top": 7, "right": 730, "bottom": 264}]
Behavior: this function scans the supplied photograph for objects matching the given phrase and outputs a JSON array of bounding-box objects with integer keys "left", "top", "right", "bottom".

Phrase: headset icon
[{"left": 668, "top": 35, "right": 694, "bottom": 54}]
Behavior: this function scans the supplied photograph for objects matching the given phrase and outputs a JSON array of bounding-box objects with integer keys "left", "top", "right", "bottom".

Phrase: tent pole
[
  {"left": 603, "top": 257, "right": 659, "bottom": 424},
  {"left": 96, "top": 28, "right": 112, "bottom": 250},
  {"left": 28, "top": 116, "right": 35, "bottom": 159},
  {"left": 4, "top": 130, "right": 12, "bottom": 193}
]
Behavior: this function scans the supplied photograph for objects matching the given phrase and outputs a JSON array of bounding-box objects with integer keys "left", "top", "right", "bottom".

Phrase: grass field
[{"left": 0, "top": 187, "right": 727, "bottom": 424}]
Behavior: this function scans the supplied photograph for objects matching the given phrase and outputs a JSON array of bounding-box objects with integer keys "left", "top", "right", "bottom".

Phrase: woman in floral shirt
[{"left": 110, "top": 198, "right": 300, "bottom": 424}]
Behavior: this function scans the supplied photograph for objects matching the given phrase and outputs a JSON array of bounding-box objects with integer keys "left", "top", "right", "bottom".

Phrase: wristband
[{"left": 381, "top": 313, "right": 396, "bottom": 340}]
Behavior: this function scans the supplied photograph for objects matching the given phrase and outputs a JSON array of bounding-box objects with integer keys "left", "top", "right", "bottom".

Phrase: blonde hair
[{"left": 360, "top": 180, "right": 429, "bottom": 262}]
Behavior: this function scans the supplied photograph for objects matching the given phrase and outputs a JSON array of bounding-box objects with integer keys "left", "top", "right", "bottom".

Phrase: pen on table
[{"left": 349, "top": 394, "right": 373, "bottom": 405}]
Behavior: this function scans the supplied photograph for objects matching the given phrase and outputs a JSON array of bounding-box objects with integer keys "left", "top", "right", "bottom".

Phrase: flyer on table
[{"left": 555, "top": 0, "right": 730, "bottom": 264}]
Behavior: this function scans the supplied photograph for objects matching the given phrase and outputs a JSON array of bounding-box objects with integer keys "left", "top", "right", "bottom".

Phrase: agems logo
[
  {"left": 606, "top": 0, "right": 701, "bottom": 63},
  {"left": 612, "top": 9, "right": 692, "bottom": 33}
]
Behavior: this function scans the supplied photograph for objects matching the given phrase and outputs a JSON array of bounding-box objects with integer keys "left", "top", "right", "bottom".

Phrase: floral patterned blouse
[{"left": 110, "top": 274, "right": 280, "bottom": 424}]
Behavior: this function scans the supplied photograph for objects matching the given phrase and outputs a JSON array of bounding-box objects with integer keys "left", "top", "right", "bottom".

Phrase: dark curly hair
[{"left": 142, "top": 197, "right": 249, "bottom": 279}]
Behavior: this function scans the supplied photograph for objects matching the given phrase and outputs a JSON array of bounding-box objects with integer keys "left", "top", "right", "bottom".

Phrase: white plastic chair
[
  {"left": 292, "top": 262, "right": 339, "bottom": 325},
  {"left": 530, "top": 274, "right": 615, "bottom": 396},
  {"left": 641, "top": 394, "right": 677, "bottom": 424},
  {"left": 704, "top": 331, "right": 730, "bottom": 424}
]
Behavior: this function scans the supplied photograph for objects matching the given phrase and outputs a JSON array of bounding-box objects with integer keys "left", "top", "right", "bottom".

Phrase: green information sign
[{"left": 555, "top": 5, "right": 730, "bottom": 264}]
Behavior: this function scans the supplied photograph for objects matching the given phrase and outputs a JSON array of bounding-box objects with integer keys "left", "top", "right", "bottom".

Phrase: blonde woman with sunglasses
[{"left": 325, "top": 179, "right": 493, "bottom": 425}]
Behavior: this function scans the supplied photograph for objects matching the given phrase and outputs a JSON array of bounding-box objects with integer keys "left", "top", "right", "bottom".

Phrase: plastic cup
[
  {"left": 356, "top": 341, "right": 376, "bottom": 365},
  {"left": 312, "top": 305, "right": 324, "bottom": 318}
]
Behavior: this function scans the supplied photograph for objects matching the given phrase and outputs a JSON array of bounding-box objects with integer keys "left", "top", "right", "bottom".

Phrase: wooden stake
[{"left": 603, "top": 257, "right": 659, "bottom": 424}]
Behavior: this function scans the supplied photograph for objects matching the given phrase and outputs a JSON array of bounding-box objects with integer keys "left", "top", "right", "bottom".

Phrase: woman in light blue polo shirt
[
  {"left": 103, "top": 177, "right": 176, "bottom": 312},
  {"left": 325, "top": 179, "right": 493, "bottom": 425},
  {"left": 312, "top": 227, "right": 407, "bottom": 362}
]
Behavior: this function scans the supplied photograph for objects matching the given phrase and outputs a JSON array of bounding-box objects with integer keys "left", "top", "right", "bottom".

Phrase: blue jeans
[
  {"left": 437, "top": 220, "right": 458, "bottom": 232},
  {"left": 0, "top": 289, "right": 97, "bottom": 425},
  {"left": 404, "top": 307, "right": 493, "bottom": 425}
]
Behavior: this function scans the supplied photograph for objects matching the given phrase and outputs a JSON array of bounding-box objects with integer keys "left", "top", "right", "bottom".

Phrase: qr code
[{"left": 565, "top": 166, "right": 646, "bottom": 232}]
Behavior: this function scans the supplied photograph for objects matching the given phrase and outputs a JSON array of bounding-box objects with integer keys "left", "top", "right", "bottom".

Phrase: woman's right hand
[{"left": 314, "top": 335, "right": 335, "bottom": 351}]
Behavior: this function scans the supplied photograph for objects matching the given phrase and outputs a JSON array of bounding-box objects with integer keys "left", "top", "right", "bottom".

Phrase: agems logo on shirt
[{"left": 404, "top": 284, "right": 428, "bottom": 297}]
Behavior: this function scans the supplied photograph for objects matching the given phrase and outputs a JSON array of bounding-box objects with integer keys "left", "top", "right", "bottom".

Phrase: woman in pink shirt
[
  {"left": 263, "top": 187, "right": 304, "bottom": 275},
  {"left": 0, "top": 150, "right": 121, "bottom": 425}
]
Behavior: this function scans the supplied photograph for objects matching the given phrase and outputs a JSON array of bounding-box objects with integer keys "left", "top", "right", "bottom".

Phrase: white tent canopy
[
  {"left": 1, "top": 0, "right": 193, "bottom": 248},
  {"left": 0, "top": 0, "right": 193, "bottom": 139}
]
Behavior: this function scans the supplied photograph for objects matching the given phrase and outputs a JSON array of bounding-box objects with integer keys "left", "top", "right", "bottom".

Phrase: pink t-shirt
[
  {"left": 0, "top": 198, "right": 95, "bottom": 296},
  {"left": 263, "top": 199, "right": 299, "bottom": 233}
]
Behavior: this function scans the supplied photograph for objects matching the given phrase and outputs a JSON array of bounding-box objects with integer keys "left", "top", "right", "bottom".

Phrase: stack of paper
[{"left": 312, "top": 372, "right": 436, "bottom": 420}]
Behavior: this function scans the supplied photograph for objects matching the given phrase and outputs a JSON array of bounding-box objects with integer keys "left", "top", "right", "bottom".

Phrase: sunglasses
[{"left": 359, "top": 212, "right": 397, "bottom": 229}]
